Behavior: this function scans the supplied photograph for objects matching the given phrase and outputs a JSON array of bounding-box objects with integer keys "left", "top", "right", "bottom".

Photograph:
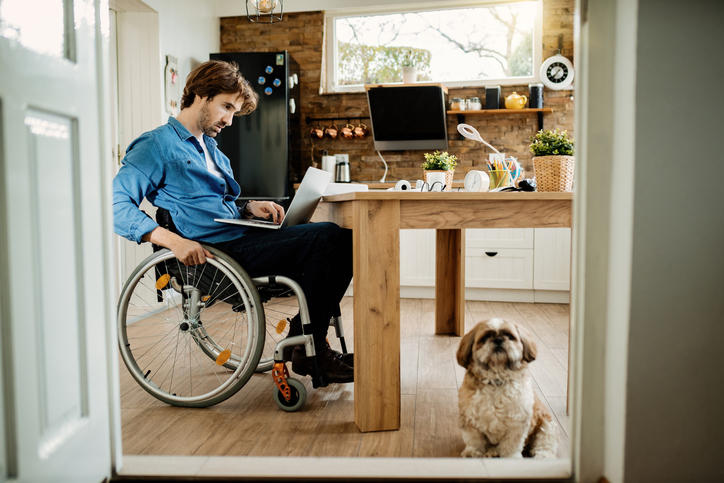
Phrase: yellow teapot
[{"left": 504, "top": 92, "right": 528, "bottom": 109}]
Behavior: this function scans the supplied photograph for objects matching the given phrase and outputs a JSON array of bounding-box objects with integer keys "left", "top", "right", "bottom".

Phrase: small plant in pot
[
  {"left": 530, "top": 129, "right": 575, "bottom": 192},
  {"left": 422, "top": 150, "right": 457, "bottom": 191},
  {"left": 401, "top": 50, "right": 417, "bottom": 83}
]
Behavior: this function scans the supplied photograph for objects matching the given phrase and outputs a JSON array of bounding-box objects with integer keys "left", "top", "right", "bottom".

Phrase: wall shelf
[{"left": 448, "top": 108, "right": 553, "bottom": 133}]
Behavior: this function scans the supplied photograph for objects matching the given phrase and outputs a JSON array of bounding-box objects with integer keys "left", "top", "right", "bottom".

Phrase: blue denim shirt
[{"left": 113, "top": 117, "right": 248, "bottom": 244}]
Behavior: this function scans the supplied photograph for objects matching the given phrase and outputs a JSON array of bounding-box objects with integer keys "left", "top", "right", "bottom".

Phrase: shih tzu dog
[{"left": 456, "top": 318, "right": 558, "bottom": 459}]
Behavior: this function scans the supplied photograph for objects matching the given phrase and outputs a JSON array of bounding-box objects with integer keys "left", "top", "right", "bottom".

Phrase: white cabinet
[
  {"left": 400, "top": 229, "right": 435, "bottom": 286},
  {"left": 533, "top": 228, "right": 571, "bottom": 291},
  {"left": 398, "top": 228, "right": 571, "bottom": 302},
  {"left": 466, "top": 228, "right": 534, "bottom": 249},
  {"left": 466, "top": 248, "right": 534, "bottom": 289},
  {"left": 465, "top": 229, "right": 534, "bottom": 289}
]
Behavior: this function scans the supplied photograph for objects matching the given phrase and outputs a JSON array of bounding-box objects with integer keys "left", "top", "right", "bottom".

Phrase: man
[{"left": 113, "top": 60, "right": 353, "bottom": 383}]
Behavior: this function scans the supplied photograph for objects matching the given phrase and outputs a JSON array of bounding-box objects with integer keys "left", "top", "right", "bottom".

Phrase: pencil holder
[{"left": 488, "top": 169, "right": 513, "bottom": 189}]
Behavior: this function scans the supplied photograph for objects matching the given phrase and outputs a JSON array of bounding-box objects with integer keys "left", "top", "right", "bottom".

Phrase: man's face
[{"left": 198, "top": 93, "right": 243, "bottom": 137}]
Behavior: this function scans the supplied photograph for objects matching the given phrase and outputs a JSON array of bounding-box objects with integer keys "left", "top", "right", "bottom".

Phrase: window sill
[{"left": 322, "top": 77, "right": 543, "bottom": 95}]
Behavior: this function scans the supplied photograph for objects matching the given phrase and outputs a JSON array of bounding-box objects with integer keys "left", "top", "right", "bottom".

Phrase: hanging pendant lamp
[{"left": 246, "top": 0, "right": 284, "bottom": 23}]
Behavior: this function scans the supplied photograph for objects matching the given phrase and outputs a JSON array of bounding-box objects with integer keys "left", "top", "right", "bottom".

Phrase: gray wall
[{"left": 625, "top": 0, "right": 724, "bottom": 481}]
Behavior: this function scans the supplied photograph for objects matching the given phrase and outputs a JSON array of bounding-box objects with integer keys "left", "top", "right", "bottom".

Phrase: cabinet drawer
[
  {"left": 466, "top": 248, "right": 533, "bottom": 289},
  {"left": 466, "top": 228, "right": 534, "bottom": 249}
]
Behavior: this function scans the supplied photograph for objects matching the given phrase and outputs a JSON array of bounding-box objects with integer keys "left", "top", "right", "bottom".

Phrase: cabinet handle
[{"left": 484, "top": 251, "right": 498, "bottom": 257}]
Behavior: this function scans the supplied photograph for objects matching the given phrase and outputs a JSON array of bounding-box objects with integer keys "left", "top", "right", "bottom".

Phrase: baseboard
[
  {"left": 345, "top": 284, "right": 569, "bottom": 304},
  {"left": 534, "top": 290, "right": 571, "bottom": 304}
]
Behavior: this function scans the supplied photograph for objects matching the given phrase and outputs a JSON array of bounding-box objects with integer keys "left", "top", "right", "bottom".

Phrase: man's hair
[{"left": 180, "top": 60, "right": 258, "bottom": 115}]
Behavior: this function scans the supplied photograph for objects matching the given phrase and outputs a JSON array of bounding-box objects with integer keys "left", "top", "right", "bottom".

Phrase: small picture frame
[{"left": 164, "top": 55, "right": 180, "bottom": 115}]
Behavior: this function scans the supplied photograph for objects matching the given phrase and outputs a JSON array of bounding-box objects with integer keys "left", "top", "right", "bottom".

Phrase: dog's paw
[
  {"left": 483, "top": 448, "right": 500, "bottom": 458},
  {"left": 461, "top": 447, "right": 485, "bottom": 458}
]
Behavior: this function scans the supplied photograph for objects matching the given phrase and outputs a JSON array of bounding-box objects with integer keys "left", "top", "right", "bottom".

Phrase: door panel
[
  {"left": 0, "top": 0, "right": 112, "bottom": 481},
  {"left": 26, "top": 110, "right": 88, "bottom": 445}
]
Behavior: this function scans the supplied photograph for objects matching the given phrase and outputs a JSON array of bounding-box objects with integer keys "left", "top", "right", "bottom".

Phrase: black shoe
[
  {"left": 323, "top": 341, "right": 354, "bottom": 368},
  {"left": 291, "top": 346, "right": 354, "bottom": 383}
]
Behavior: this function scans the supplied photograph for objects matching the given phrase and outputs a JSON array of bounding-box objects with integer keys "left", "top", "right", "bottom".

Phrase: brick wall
[{"left": 220, "top": 0, "right": 574, "bottom": 183}]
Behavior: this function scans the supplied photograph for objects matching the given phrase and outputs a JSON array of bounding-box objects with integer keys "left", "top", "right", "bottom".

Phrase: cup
[
  {"left": 488, "top": 152, "right": 506, "bottom": 169},
  {"left": 487, "top": 153, "right": 513, "bottom": 189},
  {"left": 488, "top": 170, "right": 513, "bottom": 189},
  {"left": 353, "top": 122, "right": 368, "bottom": 138},
  {"left": 340, "top": 123, "right": 354, "bottom": 139},
  {"left": 505, "top": 156, "right": 522, "bottom": 181},
  {"left": 324, "top": 124, "right": 338, "bottom": 139},
  {"left": 310, "top": 126, "right": 324, "bottom": 139}
]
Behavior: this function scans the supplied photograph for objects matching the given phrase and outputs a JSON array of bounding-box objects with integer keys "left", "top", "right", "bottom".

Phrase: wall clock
[{"left": 540, "top": 54, "right": 574, "bottom": 90}]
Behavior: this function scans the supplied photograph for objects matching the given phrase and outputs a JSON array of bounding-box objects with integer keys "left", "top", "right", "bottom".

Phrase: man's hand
[
  {"left": 142, "top": 226, "right": 215, "bottom": 266},
  {"left": 245, "top": 200, "right": 285, "bottom": 224},
  {"left": 169, "top": 237, "right": 215, "bottom": 266}
]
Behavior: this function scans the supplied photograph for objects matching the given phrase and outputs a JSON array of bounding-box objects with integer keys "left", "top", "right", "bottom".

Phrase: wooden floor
[{"left": 121, "top": 298, "right": 570, "bottom": 458}]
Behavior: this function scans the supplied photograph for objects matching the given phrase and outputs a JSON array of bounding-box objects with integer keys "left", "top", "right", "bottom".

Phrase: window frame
[{"left": 322, "top": 0, "right": 543, "bottom": 94}]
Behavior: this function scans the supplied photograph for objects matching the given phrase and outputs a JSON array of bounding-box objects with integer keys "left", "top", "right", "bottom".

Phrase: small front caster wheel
[{"left": 274, "top": 377, "right": 306, "bottom": 412}]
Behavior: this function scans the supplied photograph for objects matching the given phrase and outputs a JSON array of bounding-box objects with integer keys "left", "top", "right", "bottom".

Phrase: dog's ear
[
  {"left": 457, "top": 326, "right": 477, "bottom": 368},
  {"left": 521, "top": 331, "right": 537, "bottom": 363}
]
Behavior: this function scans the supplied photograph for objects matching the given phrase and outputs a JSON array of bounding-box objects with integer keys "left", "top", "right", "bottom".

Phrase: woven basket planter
[
  {"left": 424, "top": 169, "right": 454, "bottom": 191},
  {"left": 533, "top": 155, "right": 575, "bottom": 192}
]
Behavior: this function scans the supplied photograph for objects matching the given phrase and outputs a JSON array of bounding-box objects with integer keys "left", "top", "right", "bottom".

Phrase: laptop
[{"left": 214, "top": 167, "right": 331, "bottom": 230}]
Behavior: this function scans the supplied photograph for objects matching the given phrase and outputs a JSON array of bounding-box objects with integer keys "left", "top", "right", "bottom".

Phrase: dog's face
[{"left": 456, "top": 318, "right": 536, "bottom": 371}]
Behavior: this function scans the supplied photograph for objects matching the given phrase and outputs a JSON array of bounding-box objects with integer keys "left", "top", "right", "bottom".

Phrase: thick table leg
[
  {"left": 353, "top": 200, "right": 400, "bottom": 432},
  {"left": 435, "top": 229, "right": 466, "bottom": 336}
]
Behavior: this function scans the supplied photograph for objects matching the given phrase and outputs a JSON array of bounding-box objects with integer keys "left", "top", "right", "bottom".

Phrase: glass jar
[
  {"left": 450, "top": 97, "right": 466, "bottom": 111},
  {"left": 466, "top": 97, "right": 482, "bottom": 111}
]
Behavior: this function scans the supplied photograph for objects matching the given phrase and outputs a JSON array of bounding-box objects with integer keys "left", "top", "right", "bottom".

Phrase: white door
[{"left": 0, "top": 1, "right": 113, "bottom": 481}]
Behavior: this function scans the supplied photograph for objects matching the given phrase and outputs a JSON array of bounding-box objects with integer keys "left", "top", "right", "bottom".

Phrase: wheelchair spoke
[
  {"left": 167, "top": 329, "right": 182, "bottom": 393},
  {"left": 146, "top": 329, "right": 184, "bottom": 390},
  {"left": 132, "top": 325, "right": 182, "bottom": 371}
]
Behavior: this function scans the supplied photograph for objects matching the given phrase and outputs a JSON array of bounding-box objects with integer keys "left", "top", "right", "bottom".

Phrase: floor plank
[{"left": 120, "top": 297, "right": 570, "bottom": 458}]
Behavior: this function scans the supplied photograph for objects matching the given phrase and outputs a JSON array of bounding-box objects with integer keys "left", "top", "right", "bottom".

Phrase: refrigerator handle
[
  {"left": 288, "top": 73, "right": 298, "bottom": 89},
  {"left": 289, "top": 98, "right": 296, "bottom": 114}
]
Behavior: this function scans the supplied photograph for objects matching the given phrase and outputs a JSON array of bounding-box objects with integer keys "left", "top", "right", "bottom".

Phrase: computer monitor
[{"left": 366, "top": 85, "right": 448, "bottom": 151}]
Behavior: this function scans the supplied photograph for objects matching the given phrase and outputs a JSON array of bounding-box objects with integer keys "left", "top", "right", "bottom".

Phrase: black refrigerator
[{"left": 210, "top": 51, "right": 300, "bottom": 201}]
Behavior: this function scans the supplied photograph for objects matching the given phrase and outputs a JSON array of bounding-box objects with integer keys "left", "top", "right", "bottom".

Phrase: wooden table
[{"left": 312, "top": 191, "right": 573, "bottom": 432}]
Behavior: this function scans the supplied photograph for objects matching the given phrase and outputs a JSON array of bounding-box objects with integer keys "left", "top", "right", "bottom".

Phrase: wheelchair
[{"left": 116, "top": 208, "right": 349, "bottom": 412}]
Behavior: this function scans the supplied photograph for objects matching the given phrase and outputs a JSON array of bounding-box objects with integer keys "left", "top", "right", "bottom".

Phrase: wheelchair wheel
[
  {"left": 274, "top": 377, "right": 306, "bottom": 412},
  {"left": 117, "top": 246, "right": 265, "bottom": 407}
]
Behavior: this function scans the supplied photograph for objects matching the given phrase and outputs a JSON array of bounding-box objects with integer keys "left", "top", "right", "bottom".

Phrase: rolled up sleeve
[{"left": 112, "top": 134, "right": 163, "bottom": 243}]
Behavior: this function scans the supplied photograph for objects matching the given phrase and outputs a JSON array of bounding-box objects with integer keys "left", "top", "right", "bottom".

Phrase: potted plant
[
  {"left": 529, "top": 128, "right": 575, "bottom": 192},
  {"left": 422, "top": 150, "right": 457, "bottom": 191},
  {"left": 401, "top": 50, "right": 417, "bottom": 84}
]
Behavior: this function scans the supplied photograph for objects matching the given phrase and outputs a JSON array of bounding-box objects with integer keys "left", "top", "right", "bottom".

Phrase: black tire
[
  {"left": 274, "top": 377, "right": 306, "bottom": 412},
  {"left": 117, "top": 246, "right": 265, "bottom": 407}
]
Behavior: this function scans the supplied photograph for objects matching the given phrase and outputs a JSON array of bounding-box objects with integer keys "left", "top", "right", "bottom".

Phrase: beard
[{"left": 199, "top": 103, "right": 224, "bottom": 137}]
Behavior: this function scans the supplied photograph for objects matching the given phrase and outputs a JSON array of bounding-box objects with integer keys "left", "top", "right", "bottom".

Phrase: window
[{"left": 324, "top": 1, "right": 542, "bottom": 93}]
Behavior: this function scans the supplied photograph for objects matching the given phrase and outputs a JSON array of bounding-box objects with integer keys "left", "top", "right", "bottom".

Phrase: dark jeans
[{"left": 212, "top": 222, "right": 353, "bottom": 347}]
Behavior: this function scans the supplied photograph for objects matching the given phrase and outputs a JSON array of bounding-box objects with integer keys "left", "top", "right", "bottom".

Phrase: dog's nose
[{"left": 493, "top": 337, "right": 504, "bottom": 346}]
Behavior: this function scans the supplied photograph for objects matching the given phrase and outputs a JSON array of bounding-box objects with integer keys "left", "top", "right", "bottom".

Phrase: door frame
[
  {"left": 110, "top": 0, "right": 636, "bottom": 480},
  {"left": 107, "top": 0, "right": 162, "bottom": 474},
  {"left": 108, "top": 0, "right": 163, "bottom": 293}
]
